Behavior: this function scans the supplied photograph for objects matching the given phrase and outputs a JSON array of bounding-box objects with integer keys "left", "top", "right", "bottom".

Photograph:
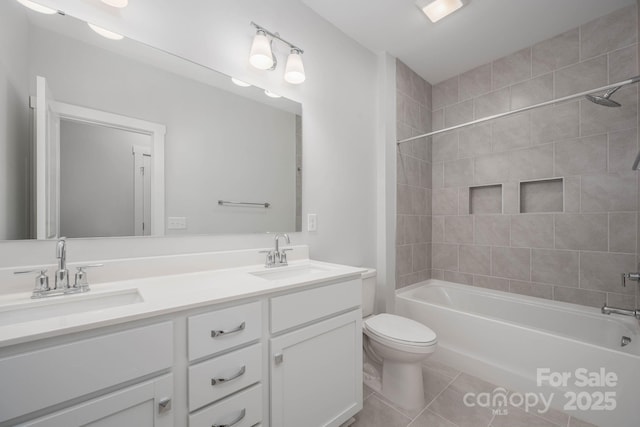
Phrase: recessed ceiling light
[
  {"left": 15, "top": 0, "right": 57, "bottom": 14},
  {"left": 101, "top": 0, "right": 128, "bottom": 8},
  {"left": 264, "top": 90, "right": 281, "bottom": 99},
  {"left": 87, "top": 23, "right": 124, "bottom": 40},
  {"left": 416, "top": 0, "right": 464, "bottom": 23},
  {"left": 231, "top": 77, "right": 251, "bottom": 87}
]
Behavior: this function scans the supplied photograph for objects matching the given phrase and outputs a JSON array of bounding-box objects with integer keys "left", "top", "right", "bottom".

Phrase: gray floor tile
[
  {"left": 423, "top": 366, "right": 458, "bottom": 405},
  {"left": 568, "top": 417, "right": 599, "bottom": 427},
  {"left": 448, "top": 372, "right": 497, "bottom": 394},
  {"left": 409, "top": 409, "right": 460, "bottom": 427},
  {"left": 423, "top": 359, "right": 461, "bottom": 379},
  {"left": 352, "top": 395, "right": 412, "bottom": 427},
  {"left": 370, "top": 390, "right": 427, "bottom": 420},
  {"left": 428, "top": 386, "right": 494, "bottom": 427},
  {"left": 491, "top": 406, "right": 561, "bottom": 427}
]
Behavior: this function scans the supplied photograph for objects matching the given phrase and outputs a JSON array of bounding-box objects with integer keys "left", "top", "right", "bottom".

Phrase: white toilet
[{"left": 361, "top": 269, "right": 437, "bottom": 410}]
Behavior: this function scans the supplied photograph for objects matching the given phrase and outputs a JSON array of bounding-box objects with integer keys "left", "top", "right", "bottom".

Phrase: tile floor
[{"left": 352, "top": 360, "right": 599, "bottom": 427}]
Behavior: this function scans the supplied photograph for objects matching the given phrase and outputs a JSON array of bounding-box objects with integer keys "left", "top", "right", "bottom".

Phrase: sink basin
[
  {"left": 0, "top": 289, "right": 143, "bottom": 325},
  {"left": 250, "top": 264, "right": 333, "bottom": 281}
]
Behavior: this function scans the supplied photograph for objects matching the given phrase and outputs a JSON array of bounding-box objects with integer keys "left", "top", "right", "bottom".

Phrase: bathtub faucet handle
[{"left": 621, "top": 272, "right": 640, "bottom": 287}]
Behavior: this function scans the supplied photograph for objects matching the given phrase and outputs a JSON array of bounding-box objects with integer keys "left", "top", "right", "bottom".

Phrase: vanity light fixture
[
  {"left": 249, "top": 22, "right": 306, "bottom": 84},
  {"left": 416, "top": 0, "right": 464, "bottom": 23},
  {"left": 88, "top": 23, "right": 125, "bottom": 40},
  {"left": 264, "top": 90, "right": 282, "bottom": 99},
  {"left": 15, "top": 0, "right": 57, "bottom": 14},
  {"left": 231, "top": 77, "right": 252, "bottom": 87},
  {"left": 101, "top": 0, "right": 128, "bottom": 8}
]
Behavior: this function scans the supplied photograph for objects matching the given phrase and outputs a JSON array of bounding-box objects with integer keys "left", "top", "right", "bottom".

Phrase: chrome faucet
[
  {"left": 55, "top": 237, "right": 70, "bottom": 290},
  {"left": 602, "top": 304, "right": 640, "bottom": 319},
  {"left": 260, "top": 233, "right": 292, "bottom": 268},
  {"left": 621, "top": 272, "right": 640, "bottom": 287},
  {"left": 14, "top": 238, "right": 102, "bottom": 298}
]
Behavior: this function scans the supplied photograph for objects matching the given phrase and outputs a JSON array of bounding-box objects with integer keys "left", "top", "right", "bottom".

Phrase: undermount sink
[
  {"left": 0, "top": 288, "right": 143, "bottom": 325},
  {"left": 250, "top": 264, "right": 333, "bottom": 281}
]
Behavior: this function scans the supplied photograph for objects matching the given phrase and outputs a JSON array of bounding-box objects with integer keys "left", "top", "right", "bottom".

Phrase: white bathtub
[{"left": 396, "top": 280, "right": 640, "bottom": 427}]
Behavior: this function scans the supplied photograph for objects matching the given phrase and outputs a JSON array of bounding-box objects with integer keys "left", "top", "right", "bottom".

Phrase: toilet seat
[{"left": 364, "top": 314, "right": 437, "bottom": 350}]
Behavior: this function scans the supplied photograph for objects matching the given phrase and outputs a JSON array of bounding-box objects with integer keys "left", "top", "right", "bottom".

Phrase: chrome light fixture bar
[{"left": 249, "top": 22, "right": 306, "bottom": 84}]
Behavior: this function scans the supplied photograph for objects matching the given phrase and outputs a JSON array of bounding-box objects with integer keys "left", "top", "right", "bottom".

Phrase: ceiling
[{"left": 302, "top": 0, "right": 635, "bottom": 84}]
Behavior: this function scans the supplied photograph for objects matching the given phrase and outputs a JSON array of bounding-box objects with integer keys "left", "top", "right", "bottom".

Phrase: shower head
[{"left": 585, "top": 86, "right": 622, "bottom": 107}]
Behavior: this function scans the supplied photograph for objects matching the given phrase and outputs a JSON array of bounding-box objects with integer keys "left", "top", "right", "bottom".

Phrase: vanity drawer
[
  {"left": 189, "top": 383, "right": 262, "bottom": 427},
  {"left": 188, "top": 343, "right": 262, "bottom": 411},
  {"left": 270, "top": 279, "right": 361, "bottom": 333},
  {"left": 0, "top": 322, "right": 173, "bottom": 424},
  {"left": 188, "top": 301, "right": 262, "bottom": 361}
]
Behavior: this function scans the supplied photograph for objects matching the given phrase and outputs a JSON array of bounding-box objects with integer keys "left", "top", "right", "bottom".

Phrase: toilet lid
[{"left": 364, "top": 313, "right": 436, "bottom": 344}]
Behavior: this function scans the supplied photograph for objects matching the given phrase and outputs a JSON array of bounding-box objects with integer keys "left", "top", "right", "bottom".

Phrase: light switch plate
[
  {"left": 307, "top": 214, "right": 317, "bottom": 232},
  {"left": 168, "top": 217, "right": 187, "bottom": 230}
]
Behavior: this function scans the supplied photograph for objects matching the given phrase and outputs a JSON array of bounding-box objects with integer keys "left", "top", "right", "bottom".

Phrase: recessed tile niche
[
  {"left": 469, "top": 185, "right": 502, "bottom": 214},
  {"left": 520, "top": 178, "right": 564, "bottom": 213}
]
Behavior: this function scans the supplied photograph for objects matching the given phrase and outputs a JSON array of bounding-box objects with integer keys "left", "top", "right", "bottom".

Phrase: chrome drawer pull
[
  {"left": 211, "top": 321, "right": 246, "bottom": 338},
  {"left": 211, "top": 365, "right": 246, "bottom": 386},
  {"left": 212, "top": 408, "right": 245, "bottom": 427}
]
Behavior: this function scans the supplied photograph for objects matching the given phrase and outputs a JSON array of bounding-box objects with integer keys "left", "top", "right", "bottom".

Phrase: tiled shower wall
[
  {"left": 396, "top": 61, "right": 432, "bottom": 288},
  {"left": 428, "top": 4, "right": 640, "bottom": 309}
]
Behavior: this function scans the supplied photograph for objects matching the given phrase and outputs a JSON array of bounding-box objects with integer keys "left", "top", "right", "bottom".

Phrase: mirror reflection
[{"left": 0, "top": 1, "right": 302, "bottom": 240}]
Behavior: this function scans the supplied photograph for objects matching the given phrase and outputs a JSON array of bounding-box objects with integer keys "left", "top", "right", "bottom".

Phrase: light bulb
[
  {"left": 231, "top": 77, "right": 251, "bottom": 87},
  {"left": 284, "top": 49, "right": 305, "bottom": 84},
  {"left": 416, "top": 0, "right": 464, "bottom": 23},
  {"left": 265, "top": 90, "right": 281, "bottom": 99},
  {"left": 249, "top": 31, "right": 274, "bottom": 70},
  {"left": 101, "top": 0, "right": 128, "bottom": 8},
  {"left": 88, "top": 23, "right": 124, "bottom": 40},
  {"left": 15, "top": 0, "right": 57, "bottom": 14}
]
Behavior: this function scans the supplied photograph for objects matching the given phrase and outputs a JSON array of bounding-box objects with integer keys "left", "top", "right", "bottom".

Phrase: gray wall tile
[
  {"left": 443, "top": 270, "right": 474, "bottom": 285},
  {"left": 445, "top": 216, "right": 474, "bottom": 243},
  {"left": 432, "top": 162, "right": 444, "bottom": 189},
  {"left": 580, "top": 251, "right": 636, "bottom": 294},
  {"left": 555, "top": 55, "right": 607, "bottom": 98},
  {"left": 433, "top": 188, "right": 459, "bottom": 215},
  {"left": 474, "top": 153, "right": 510, "bottom": 184},
  {"left": 492, "top": 47, "right": 531, "bottom": 89},
  {"left": 581, "top": 173, "right": 637, "bottom": 212},
  {"left": 458, "top": 187, "right": 470, "bottom": 215},
  {"left": 531, "top": 101, "right": 580, "bottom": 144},
  {"left": 510, "top": 73, "right": 554, "bottom": 110},
  {"left": 511, "top": 214, "right": 555, "bottom": 248},
  {"left": 609, "top": 45, "right": 638, "bottom": 84},
  {"left": 474, "top": 215, "right": 510, "bottom": 246},
  {"left": 433, "top": 131, "right": 459, "bottom": 162},
  {"left": 580, "top": 88, "right": 638, "bottom": 136},
  {"left": 554, "top": 134, "right": 607, "bottom": 176},
  {"left": 553, "top": 286, "right": 606, "bottom": 308},
  {"left": 445, "top": 100, "right": 474, "bottom": 128},
  {"left": 413, "top": 243, "right": 431, "bottom": 271},
  {"left": 444, "top": 158, "right": 473, "bottom": 188},
  {"left": 531, "top": 249, "right": 579, "bottom": 286},
  {"left": 491, "top": 247, "right": 531, "bottom": 281},
  {"left": 432, "top": 216, "right": 444, "bottom": 243},
  {"left": 459, "top": 123, "right": 492, "bottom": 158},
  {"left": 532, "top": 28, "right": 580, "bottom": 76},
  {"left": 509, "top": 145, "right": 554, "bottom": 181},
  {"left": 555, "top": 213, "right": 608, "bottom": 251},
  {"left": 492, "top": 112, "right": 531, "bottom": 152},
  {"left": 607, "top": 292, "right": 637, "bottom": 310},
  {"left": 474, "top": 88, "right": 510, "bottom": 119},
  {"left": 580, "top": 4, "right": 637, "bottom": 60},
  {"left": 520, "top": 179, "right": 564, "bottom": 213},
  {"left": 509, "top": 280, "right": 554, "bottom": 299},
  {"left": 459, "top": 245, "right": 491, "bottom": 275},
  {"left": 564, "top": 176, "right": 581, "bottom": 212},
  {"left": 396, "top": 244, "right": 413, "bottom": 277},
  {"left": 432, "top": 109, "right": 444, "bottom": 131},
  {"left": 433, "top": 76, "right": 459, "bottom": 110},
  {"left": 610, "top": 212, "right": 637, "bottom": 253},
  {"left": 473, "top": 275, "right": 510, "bottom": 291},
  {"left": 432, "top": 243, "right": 458, "bottom": 270},
  {"left": 608, "top": 128, "right": 638, "bottom": 173},
  {"left": 459, "top": 63, "right": 492, "bottom": 100},
  {"left": 470, "top": 185, "right": 502, "bottom": 214}
]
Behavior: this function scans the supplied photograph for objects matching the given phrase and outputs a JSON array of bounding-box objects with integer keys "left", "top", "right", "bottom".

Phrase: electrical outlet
[
  {"left": 307, "top": 214, "right": 317, "bottom": 232},
  {"left": 167, "top": 217, "right": 187, "bottom": 230}
]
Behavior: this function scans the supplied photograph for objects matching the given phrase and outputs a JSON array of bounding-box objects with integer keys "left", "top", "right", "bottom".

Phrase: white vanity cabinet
[
  {"left": 269, "top": 279, "right": 363, "bottom": 427},
  {"left": 21, "top": 374, "right": 173, "bottom": 427}
]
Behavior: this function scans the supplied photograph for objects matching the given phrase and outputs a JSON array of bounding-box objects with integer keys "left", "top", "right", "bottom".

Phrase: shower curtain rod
[{"left": 397, "top": 75, "right": 640, "bottom": 145}]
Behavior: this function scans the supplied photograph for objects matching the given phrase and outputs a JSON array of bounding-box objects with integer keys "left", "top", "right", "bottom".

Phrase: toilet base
[{"left": 381, "top": 360, "right": 426, "bottom": 410}]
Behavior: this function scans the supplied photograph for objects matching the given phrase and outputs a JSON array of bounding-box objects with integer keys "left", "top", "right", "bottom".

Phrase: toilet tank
[{"left": 361, "top": 268, "right": 377, "bottom": 317}]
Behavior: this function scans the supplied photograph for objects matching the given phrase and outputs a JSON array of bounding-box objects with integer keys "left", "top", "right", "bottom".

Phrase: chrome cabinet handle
[
  {"left": 212, "top": 408, "right": 246, "bottom": 427},
  {"left": 211, "top": 366, "right": 246, "bottom": 386},
  {"left": 211, "top": 321, "right": 246, "bottom": 338}
]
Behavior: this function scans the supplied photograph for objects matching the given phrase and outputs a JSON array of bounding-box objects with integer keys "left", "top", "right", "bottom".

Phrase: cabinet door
[
  {"left": 270, "top": 310, "right": 362, "bottom": 427},
  {"left": 22, "top": 374, "right": 173, "bottom": 427}
]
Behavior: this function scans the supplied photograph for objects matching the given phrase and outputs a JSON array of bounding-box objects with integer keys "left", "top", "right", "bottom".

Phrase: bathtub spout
[{"left": 601, "top": 304, "right": 640, "bottom": 319}]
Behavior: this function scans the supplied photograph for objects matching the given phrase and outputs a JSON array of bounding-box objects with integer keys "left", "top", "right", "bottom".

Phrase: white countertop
[{"left": 0, "top": 260, "right": 365, "bottom": 349}]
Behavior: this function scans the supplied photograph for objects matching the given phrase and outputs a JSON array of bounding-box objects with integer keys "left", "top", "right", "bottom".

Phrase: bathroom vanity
[{"left": 0, "top": 259, "right": 363, "bottom": 427}]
